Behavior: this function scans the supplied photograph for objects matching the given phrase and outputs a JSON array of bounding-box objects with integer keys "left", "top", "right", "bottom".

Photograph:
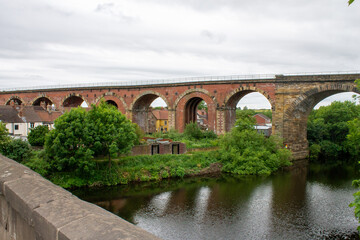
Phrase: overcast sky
[{"left": 0, "top": 0, "right": 359, "bottom": 108}]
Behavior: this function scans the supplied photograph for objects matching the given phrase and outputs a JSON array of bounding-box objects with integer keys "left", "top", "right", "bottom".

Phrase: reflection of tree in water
[
  {"left": 162, "top": 187, "right": 199, "bottom": 215},
  {"left": 204, "top": 175, "right": 268, "bottom": 217},
  {"left": 268, "top": 165, "right": 308, "bottom": 239}
]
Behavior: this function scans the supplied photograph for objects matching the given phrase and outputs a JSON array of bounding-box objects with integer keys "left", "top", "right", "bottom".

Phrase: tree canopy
[
  {"left": 28, "top": 125, "right": 50, "bottom": 146},
  {"left": 307, "top": 101, "right": 360, "bottom": 162},
  {"left": 220, "top": 117, "right": 291, "bottom": 175},
  {"left": 45, "top": 102, "right": 137, "bottom": 175}
]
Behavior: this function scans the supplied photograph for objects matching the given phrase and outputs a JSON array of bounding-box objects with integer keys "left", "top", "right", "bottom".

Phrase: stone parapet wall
[{"left": 0, "top": 154, "right": 161, "bottom": 240}]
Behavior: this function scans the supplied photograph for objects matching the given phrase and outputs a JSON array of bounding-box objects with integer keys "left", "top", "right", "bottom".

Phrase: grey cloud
[{"left": 0, "top": 0, "right": 359, "bottom": 89}]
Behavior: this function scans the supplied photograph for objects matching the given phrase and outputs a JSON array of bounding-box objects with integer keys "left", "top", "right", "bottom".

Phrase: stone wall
[{"left": 0, "top": 154, "right": 161, "bottom": 240}]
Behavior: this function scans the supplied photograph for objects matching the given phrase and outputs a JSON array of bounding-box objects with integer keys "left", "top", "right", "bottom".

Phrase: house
[
  {"left": 197, "top": 110, "right": 208, "bottom": 130},
  {"left": 152, "top": 108, "right": 169, "bottom": 132},
  {"left": 0, "top": 106, "right": 26, "bottom": 138},
  {"left": 253, "top": 113, "right": 272, "bottom": 137},
  {"left": 253, "top": 113, "right": 271, "bottom": 126},
  {"left": 0, "top": 105, "right": 63, "bottom": 139}
]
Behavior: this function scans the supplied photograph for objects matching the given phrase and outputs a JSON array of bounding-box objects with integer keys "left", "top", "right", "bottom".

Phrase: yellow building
[{"left": 152, "top": 109, "right": 168, "bottom": 132}]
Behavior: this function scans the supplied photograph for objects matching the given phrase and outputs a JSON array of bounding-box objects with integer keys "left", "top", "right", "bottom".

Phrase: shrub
[
  {"left": 219, "top": 119, "right": 291, "bottom": 175},
  {"left": 1, "top": 139, "right": 32, "bottom": 162},
  {"left": 28, "top": 125, "right": 50, "bottom": 146},
  {"left": 184, "top": 122, "right": 203, "bottom": 140}
]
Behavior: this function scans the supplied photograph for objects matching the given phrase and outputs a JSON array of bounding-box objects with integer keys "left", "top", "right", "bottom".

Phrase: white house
[
  {"left": 0, "top": 105, "right": 62, "bottom": 139},
  {"left": 0, "top": 106, "right": 27, "bottom": 139}
]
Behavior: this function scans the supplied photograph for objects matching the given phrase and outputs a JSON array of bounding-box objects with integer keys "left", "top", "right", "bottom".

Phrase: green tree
[
  {"left": 307, "top": 101, "right": 360, "bottom": 162},
  {"left": 86, "top": 102, "right": 137, "bottom": 167},
  {"left": 184, "top": 122, "right": 203, "bottom": 140},
  {"left": 45, "top": 102, "right": 137, "bottom": 174},
  {"left": 0, "top": 122, "right": 10, "bottom": 148},
  {"left": 220, "top": 118, "right": 291, "bottom": 175},
  {"left": 1, "top": 139, "right": 31, "bottom": 163},
  {"left": 28, "top": 125, "right": 50, "bottom": 146},
  {"left": 45, "top": 107, "right": 94, "bottom": 175},
  {"left": 197, "top": 100, "right": 208, "bottom": 111},
  {"left": 236, "top": 108, "right": 256, "bottom": 120},
  {"left": 348, "top": 79, "right": 360, "bottom": 233}
]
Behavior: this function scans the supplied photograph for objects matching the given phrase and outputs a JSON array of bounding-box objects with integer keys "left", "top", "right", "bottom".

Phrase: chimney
[
  {"left": 18, "top": 105, "right": 24, "bottom": 117},
  {"left": 40, "top": 101, "right": 46, "bottom": 110}
]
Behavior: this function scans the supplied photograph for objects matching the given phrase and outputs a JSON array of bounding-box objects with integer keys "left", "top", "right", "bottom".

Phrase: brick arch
[
  {"left": 223, "top": 87, "right": 274, "bottom": 132},
  {"left": 130, "top": 91, "right": 170, "bottom": 111},
  {"left": 175, "top": 90, "right": 218, "bottom": 133},
  {"left": 174, "top": 88, "right": 218, "bottom": 110},
  {"left": 281, "top": 83, "right": 359, "bottom": 157},
  {"left": 224, "top": 86, "right": 274, "bottom": 109},
  {"left": 95, "top": 92, "right": 128, "bottom": 114},
  {"left": 61, "top": 93, "right": 90, "bottom": 108},
  {"left": 5, "top": 96, "right": 25, "bottom": 105},
  {"left": 285, "top": 83, "right": 359, "bottom": 119},
  {"left": 30, "top": 95, "right": 55, "bottom": 108},
  {"left": 130, "top": 91, "right": 170, "bottom": 133}
]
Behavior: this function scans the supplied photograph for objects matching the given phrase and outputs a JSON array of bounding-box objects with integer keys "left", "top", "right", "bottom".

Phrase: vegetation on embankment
[
  {"left": 147, "top": 122, "right": 219, "bottom": 150},
  {"left": 0, "top": 102, "right": 292, "bottom": 189},
  {"left": 307, "top": 100, "right": 360, "bottom": 164}
]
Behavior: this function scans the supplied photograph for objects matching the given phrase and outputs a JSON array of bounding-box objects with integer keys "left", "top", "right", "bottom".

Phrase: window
[
  {"left": 30, "top": 123, "right": 34, "bottom": 128},
  {"left": 14, "top": 124, "right": 19, "bottom": 130},
  {"left": 164, "top": 121, "right": 167, "bottom": 125}
]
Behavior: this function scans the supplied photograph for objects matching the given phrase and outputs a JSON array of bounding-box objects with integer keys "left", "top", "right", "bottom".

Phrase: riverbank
[
  {"left": 44, "top": 147, "right": 292, "bottom": 189},
  {"left": 48, "top": 151, "right": 223, "bottom": 189}
]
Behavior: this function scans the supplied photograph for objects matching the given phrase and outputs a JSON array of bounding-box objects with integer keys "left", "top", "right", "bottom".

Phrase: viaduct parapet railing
[
  {"left": 0, "top": 155, "right": 161, "bottom": 240},
  {"left": 1, "top": 71, "right": 359, "bottom": 92}
]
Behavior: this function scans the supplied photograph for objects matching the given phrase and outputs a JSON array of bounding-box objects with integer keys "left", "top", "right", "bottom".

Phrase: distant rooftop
[{"left": 1, "top": 71, "right": 359, "bottom": 92}]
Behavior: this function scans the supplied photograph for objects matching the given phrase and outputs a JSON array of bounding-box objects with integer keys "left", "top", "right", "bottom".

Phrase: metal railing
[{"left": 1, "top": 71, "right": 359, "bottom": 92}]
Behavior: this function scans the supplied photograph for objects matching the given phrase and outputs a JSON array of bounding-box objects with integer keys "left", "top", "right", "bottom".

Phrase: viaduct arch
[
  {"left": 0, "top": 73, "right": 358, "bottom": 160},
  {"left": 130, "top": 91, "right": 170, "bottom": 133}
]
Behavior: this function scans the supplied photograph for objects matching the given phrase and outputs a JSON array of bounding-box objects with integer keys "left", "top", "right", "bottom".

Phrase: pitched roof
[
  {"left": 0, "top": 106, "right": 24, "bottom": 123},
  {"left": 21, "top": 106, "right": 42, "bottom": 122},
  {"left": 152, "top": 109, "right": 168, "bottom": 120},
  {"left": 36, "top": 110, "right": 62, "bottom": 123},
  {"left": 254, "top": 113, "right": 271, "bottom": 121}
]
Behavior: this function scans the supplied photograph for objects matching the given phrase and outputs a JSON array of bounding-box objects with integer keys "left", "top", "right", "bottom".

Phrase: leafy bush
[
  {"left": 28, "top": 125, "right": 50, "bottom": 146},
  {"left": 220, "top": 119, "right": 291, "bottom": 175},
  {"left": 307, "top": 101, "right": 360, "bottom": 162},
  {"left": 184, "top": 122, "right": 203, "bottom": 140},
  {"left": 45, "top": 102, "right": 137, "bottom": 176},
  {"left": 23, "top": 150, "right": 51, "bottom": 176},
  {"left": 1, "top": 139, "right": 32, "bottom": 162}
]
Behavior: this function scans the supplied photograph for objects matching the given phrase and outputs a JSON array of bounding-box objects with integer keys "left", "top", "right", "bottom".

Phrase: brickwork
[
  {"left": 130, "top": 142, "right": 186, "bottom": 156},
  {"left": 1, "top": 73, "right": 359, "bottom": 159}
]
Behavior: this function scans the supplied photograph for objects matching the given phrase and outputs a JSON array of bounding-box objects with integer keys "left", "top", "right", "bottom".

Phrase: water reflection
[{"left": 73, "top": 164, "right": 360, "bottom": 240}]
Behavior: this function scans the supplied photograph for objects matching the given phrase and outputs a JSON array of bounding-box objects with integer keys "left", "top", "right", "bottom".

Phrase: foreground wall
[{"left": 0, "top": 155, "right": 161, "bottom": 240}]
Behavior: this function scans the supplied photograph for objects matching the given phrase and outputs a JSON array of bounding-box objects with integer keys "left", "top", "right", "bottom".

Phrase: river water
[{"left": 73, "top": 163, "right": 360, "bottom": 240}]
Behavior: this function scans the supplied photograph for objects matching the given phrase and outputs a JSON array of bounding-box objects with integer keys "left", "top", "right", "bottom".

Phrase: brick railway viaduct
[{"left": 1, "top": 72, "right": 359, "bottom": 160}]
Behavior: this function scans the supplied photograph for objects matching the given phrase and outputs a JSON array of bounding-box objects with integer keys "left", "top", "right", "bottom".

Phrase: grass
[{"left": 46, "top": 151, "right": 220, "bottom": 189}]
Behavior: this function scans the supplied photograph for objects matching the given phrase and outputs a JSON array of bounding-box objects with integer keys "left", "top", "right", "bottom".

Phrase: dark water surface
[{"left": 73, "top": 164, "right": 360, "bottom": 240}]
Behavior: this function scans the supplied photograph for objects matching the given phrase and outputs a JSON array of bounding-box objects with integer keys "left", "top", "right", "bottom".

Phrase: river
[{"left": 73, "top": 163, "right": 360, "bottom": 240}]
